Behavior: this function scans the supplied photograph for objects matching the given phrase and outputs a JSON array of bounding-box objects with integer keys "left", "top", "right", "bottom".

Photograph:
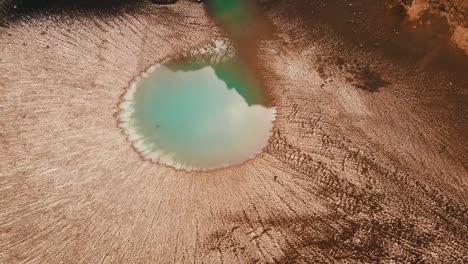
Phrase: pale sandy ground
[{"left": 0, "top": 0, "right": 467, "bottom": 263}]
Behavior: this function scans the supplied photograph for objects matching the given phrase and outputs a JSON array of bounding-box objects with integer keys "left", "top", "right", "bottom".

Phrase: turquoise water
[{"left": 119, "top": 60, "right": 275, "bottom": 171}]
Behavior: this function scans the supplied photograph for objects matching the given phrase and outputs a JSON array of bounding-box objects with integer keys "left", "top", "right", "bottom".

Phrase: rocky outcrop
[{"left": 391, "top": 0, "right": 468, "bottom": 53}]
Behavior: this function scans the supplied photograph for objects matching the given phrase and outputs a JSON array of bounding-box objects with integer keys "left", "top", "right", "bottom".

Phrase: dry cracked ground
[{"left": 0, "top": 0, "right": 467, "bottom": 263}]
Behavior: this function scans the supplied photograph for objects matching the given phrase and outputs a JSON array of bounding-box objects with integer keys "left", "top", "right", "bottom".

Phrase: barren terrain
[{"left": 0, "top": 0, "right": 467, "bottom": 263}]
